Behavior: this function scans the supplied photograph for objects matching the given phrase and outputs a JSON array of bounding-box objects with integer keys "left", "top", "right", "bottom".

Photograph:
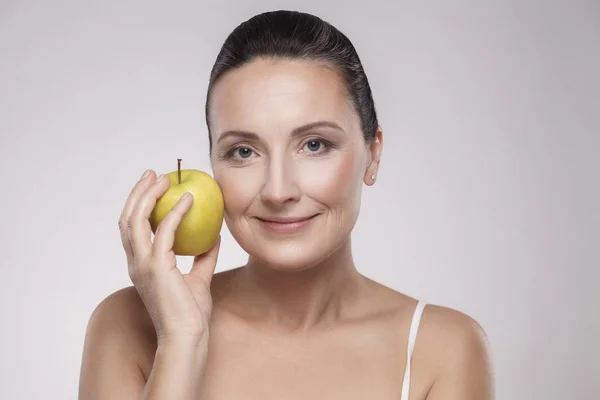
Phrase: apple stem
[{"left": 177, "top": 158, "right": 182, "bottom": 184}]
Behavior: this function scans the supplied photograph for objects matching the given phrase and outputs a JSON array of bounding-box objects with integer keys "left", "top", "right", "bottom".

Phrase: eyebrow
[{"left": 216, "top": 120, "right": 345, "bottom": 144}]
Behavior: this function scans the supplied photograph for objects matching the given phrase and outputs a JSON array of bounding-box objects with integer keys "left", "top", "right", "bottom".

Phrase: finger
[
  {"left": 119, "top": 170, "right": 156, "bottom": 264},
  {"left": 189, "top": 235, "right": 221, "bottom": 287},
  {"left": 151, "top": 191, "right": 195, "bottom": 256},
  {"left": 129, "top": 173, "right": 171, "bottom": 262}
]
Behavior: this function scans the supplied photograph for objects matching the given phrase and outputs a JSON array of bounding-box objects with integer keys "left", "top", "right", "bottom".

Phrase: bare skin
[
  {"left": 80, "top": 272, "right": 493, "bottom": 399},
  {"left": 79, "top": 58, "right": 494, "bottom": 399}
]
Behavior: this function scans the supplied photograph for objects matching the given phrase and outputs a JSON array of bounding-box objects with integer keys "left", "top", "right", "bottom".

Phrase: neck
[{"left": 234, "top": 239, "right": 363, "bottom": 332}]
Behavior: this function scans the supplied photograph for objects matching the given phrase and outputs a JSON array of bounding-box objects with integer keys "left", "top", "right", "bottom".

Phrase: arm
[
  {"left": 79, "top": 290, "right": 147, "bottom": 399},
  {"left": 142, "top": 339, "right": 208, "bottom": 399},
  {"left": 425, "top": 314, "right": 495, "bottom": 399},
  {"left": 80, "top": 169, "right": 221, "bottom": 399},
  {"left": 78, "top": 288, "right": 209, "bottom": 400}
]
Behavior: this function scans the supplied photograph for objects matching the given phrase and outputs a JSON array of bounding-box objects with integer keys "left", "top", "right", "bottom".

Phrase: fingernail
[
  {"left": 141, "top": 170, "right": 151, "bottom": 179},
  {"left": 156, "top": 174, "right": 165, "bottom": 182},
  {"left": 182, "top": 191, "right": 192, "bottom": 200}
]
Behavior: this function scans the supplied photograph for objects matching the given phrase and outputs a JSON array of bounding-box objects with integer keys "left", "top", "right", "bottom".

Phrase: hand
[{"left": 118, "top": 170, "right": 221, "bottom": 347}]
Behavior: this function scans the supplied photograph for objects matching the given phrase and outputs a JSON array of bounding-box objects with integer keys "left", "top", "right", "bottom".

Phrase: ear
[{"left": 364, "top": 127, "right": 383, "bottom": 186}]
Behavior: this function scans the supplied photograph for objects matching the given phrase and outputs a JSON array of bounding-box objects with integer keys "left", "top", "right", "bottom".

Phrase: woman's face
[{"left": 209, "top": 58, "right": 381, "bottom": 271}]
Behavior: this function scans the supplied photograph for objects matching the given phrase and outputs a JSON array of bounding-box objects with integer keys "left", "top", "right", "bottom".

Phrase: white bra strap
[{"left": 401, "top": 300, "right": 428, "bottom": 400}]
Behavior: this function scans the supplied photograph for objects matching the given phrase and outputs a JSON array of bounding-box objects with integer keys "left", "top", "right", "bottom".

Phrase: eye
[
  {"left": 303, "top": 140, "right": 323, "bottom": 153},
  {"left": 222, "top": 145, "right": 256, "bottom": 163},
  {"left": 236, "top": 147, "right": 253, "bottom": 159}
]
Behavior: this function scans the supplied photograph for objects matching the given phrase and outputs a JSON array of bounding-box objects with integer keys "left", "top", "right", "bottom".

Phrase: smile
[{"left": 254, "top": 214, "right": 319, "bottom": 233}]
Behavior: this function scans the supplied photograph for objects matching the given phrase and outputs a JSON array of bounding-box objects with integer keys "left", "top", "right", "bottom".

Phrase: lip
[{"left": 255, "top": 214, "right": 318, "bottom": 233}]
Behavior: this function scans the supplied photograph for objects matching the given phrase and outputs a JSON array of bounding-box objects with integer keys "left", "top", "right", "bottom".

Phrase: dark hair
[{"left": 205, "top": 10, "right": 379, "bottom": 151}]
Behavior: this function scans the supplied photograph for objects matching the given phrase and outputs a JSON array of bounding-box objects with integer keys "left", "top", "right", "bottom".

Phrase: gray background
[{"left": 1, "top": 0, "right": 598, "bottom": 399}]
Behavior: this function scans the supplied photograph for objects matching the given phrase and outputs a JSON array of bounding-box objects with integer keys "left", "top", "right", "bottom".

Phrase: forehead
[{"left": 209, "top": 58, "right": 357, "bottom": 138}]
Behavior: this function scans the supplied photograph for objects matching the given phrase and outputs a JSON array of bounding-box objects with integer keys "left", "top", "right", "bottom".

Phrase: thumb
[{"left": 189, "top": 235, "right": 221, "bottom": 286}]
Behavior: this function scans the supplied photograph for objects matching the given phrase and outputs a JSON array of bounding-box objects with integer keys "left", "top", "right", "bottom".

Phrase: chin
[
  {"left": 232, "top": 233, "right": 332, "bottom": 272},
  {"left": 226, "top": 214, "right": 351, "bottom": 271},
  {"left": 251, "top": 241, "right": 328, "bottom": 272}
]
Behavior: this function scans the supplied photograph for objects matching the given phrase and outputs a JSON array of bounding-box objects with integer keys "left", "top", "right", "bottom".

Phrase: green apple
[{"left": 149, "top": 159, "right": 224, "bottom": 256}]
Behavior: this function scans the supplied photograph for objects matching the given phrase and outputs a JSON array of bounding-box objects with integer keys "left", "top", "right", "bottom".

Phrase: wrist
[
  {"left": 154, "top": 337, "right": 209, "bottom": 374},
  {"left": 158, "top": 331, "right": 210, "bottom": 351},
  {"left": 143, "top": 334, "right": 209, "bottom": 400}
]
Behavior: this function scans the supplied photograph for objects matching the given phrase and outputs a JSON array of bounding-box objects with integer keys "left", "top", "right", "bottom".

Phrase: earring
[{"left": 371, "top": 174, "right": 376, "bottom": 181}]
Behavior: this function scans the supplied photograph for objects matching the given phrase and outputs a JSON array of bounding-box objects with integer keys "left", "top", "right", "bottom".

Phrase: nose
[{"left": 260, "top": 156, "right": 301, "bottom": 207}]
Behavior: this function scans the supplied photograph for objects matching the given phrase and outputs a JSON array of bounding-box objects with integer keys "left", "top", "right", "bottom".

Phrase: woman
[{"left": 79, "top": 10, "right": 494, "bottom": 399}]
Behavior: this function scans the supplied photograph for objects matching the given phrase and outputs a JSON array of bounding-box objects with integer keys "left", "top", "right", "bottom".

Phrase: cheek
[
  {"left": 214, "top": 167, "right": 260, "bottom": 216},
  {"left": 299, "top": 150, "right": 363, "bottom": 207}
]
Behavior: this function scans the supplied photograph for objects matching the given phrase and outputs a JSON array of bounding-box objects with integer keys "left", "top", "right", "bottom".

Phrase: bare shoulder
[
  {"left": 420, "top": 303, "right": 491, "bottom": 350},
  {"left": 90, "top": 285, "right": 146, "bottom": 316},
  {"left": 81, "top": 269, "right": 237, "bottom": 374},
  {"left": 365, "top": 278, "right": 494, "bottom": 399},
  {"left": 87, "top": 286, "right": 155, "bottom": 341},
  {"left": 86, "top": 267, "right": 240, "bottom": 344},
  {"left": 82, "top": 286, "right": 156, "bottom": 373},
  {"left": 417, "top": 303, "right": 495, "bottom": 399},
  {"left": 79, "top": 269, "right": 249, "bottom": 399},
  {"left": 368, "top": 280, "right": 491, "bottom": 362},
  {"left": 79, "top": 286, "right": 156, "bottom": 398}
]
